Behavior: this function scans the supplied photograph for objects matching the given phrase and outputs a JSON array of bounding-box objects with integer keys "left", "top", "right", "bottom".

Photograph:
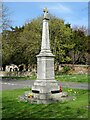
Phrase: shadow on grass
[{"left": 2, "top": 88, "right": 89, "bottom": 119}]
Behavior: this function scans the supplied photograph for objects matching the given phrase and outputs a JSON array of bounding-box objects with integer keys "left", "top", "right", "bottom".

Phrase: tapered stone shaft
[
  {"left": 41, "top": 19, "right": 50, "bottom": 51},
  {"left": 39, "top": 8, "right": 53, "bottom": 54}
]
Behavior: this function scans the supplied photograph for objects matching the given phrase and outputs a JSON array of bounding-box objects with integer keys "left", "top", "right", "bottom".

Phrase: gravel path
[{"left": 0, "top": 79, "right": 90, "bottom": 90}]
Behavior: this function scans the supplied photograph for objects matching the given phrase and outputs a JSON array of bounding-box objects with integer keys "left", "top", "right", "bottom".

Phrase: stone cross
[
  {"left": 43, "top": 8, "right": 49, "bottom": 20},
  {"left": 43, "top": 8, "right": 48, "bottom": 13}
]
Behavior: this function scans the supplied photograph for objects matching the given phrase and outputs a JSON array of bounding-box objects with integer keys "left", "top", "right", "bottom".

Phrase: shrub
[{"left": 63, "top": 65, "right": 71, "bottom": 74}]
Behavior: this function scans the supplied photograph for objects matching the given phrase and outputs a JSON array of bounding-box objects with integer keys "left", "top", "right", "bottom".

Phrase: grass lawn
[
  {"left": 2, "top": 74, "right": 89, "bottom": 83},
  {"left": 55, "top": 74, "right": 89, "bottom": 83},
  {"left": 2, "top": 75, "right": 37, "bottom": 80},
  {"left": 1, "top": 88, "right": 89, "bottom": 119}
]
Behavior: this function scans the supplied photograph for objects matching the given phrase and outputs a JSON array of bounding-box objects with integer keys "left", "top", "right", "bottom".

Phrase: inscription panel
[
  {"left": 45, "top": 58, "right": 54, "bottom": 79},
  {"left": 37, "top": 57, "right": 55, "bottom": 80},
  {"left": 37, "top": 57, "right": 45, "bottom": 79}
]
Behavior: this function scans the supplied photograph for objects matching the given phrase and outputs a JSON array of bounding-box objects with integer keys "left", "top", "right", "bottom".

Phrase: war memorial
[{"left": 20, "top": 8, "right": 70, "bottom": 104}]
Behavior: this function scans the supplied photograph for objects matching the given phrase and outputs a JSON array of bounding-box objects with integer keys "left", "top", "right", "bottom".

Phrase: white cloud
[
  {"left": 39, "top": 3, "right": 72, "bottom": 15},
  {"left": 47, "top": 3, "right": 72, "bottom": 13}
]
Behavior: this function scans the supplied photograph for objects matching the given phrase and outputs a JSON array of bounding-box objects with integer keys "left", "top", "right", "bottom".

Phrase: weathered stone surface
[
  {"left": 37, "top": 57, "right": 55, "bottom": 80},
  {"left": 31, "top": 8, "right": 67, "bottom": 104},
  {"left": 50, "top": 92, "right": 68, "bottom": 100},
  {"left": 19, "top": 91, "right": 71, "bottom": 104},
  {"left": 32, "top": 80, "right": 60, "bottom": 93}
]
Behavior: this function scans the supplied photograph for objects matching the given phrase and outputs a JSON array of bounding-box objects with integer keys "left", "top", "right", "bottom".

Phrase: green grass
[
  {"left": 2, "top": 74, "right": 90, "bottom": 83},
  {"left": 2, "top": 88, "right": 89, "bottom": 119},
  {"left": 55, "top": 74, "right": 89, "bottom": 83},
  {"left": 2, "top": 74, "right": 89, "bottom": 83},
  {"left": 2, "top": 75, "right": 37, "bottom": 80}
]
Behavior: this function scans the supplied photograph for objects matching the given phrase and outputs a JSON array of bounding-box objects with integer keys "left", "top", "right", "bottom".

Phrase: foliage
[
  {"left": 2, "top": 26, "right": 24, "bottom": 67},
  {"left": 49, "top": 17, "right": 73, "bottom": 64},
  {"left": 63, "top": 66, "right": 71, "bottom": 73},
  {"left": 2, "top": 14, "right": 89, "bottom": 68},
  {"left": 70, "top": 27, "right": 88, "bottom": 64}
]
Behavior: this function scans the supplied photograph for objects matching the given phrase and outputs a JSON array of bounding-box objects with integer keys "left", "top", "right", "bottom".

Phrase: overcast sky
[{"left": 4, "top": 2, "right": 88, "bottom": 28}]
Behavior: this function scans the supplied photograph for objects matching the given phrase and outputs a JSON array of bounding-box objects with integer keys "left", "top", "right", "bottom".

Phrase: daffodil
[
  {"left": 74, "top": 91, "right": 76, "bottom": 94},
  {"left": 28, "top": 93, "right": 33, "bottom": 98}
]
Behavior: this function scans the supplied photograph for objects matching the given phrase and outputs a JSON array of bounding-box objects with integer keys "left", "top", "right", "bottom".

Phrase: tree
[
  {"left": 2, "top": 14, "right": 89, "bottom": 68},
  {"left": 71, "top": 26, "right": 88, "bottom": 64},
  {"left": 1, "top": 3, "right": 11, "bottom": 30},
  {"left": 49, "top": 16, "right": 74, "bottom": 64},
  {"left": 2, "top": 26, "right": 24, "bottom": 68},
  {"left": 18, "top": 18, "right": 42, "bottom": 65}
]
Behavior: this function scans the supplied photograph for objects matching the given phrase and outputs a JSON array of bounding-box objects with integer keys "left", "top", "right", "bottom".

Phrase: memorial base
[{"left": 19, "top": 90, "right": 70, "bottom": 104}]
